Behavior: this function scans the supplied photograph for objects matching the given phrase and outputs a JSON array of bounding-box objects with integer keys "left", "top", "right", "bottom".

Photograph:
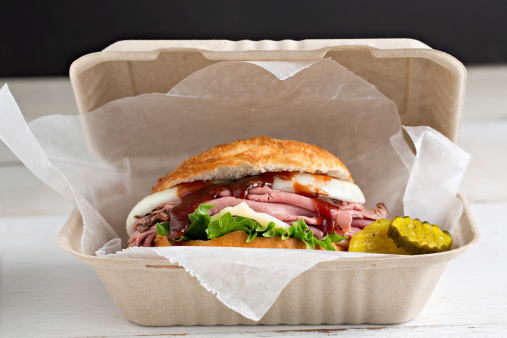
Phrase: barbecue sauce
[
  {"left": 177, "top": 181, "right": 213, "bottom": 199},
  {"left": 311, "top": 196, "right": 344, "bottom": 234},
  {"left": 169, "top": 183, "right": 228, "bottom": 241},
  {"left": 292, "top": 173, "right": 332, "bottom": 197},
  {"left": 289, "top": 173, "right": 344, "bottom": 235},
  {"left": 168, "top": 173, "right": 281, "bottom": 241},
  {"left": 166, "top": 171, "right": 347, "bottom": 243}
]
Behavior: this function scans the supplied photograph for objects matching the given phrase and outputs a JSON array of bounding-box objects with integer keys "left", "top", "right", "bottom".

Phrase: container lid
[{"left": 70, "top": 39, "right": 466, "bottom": 143}]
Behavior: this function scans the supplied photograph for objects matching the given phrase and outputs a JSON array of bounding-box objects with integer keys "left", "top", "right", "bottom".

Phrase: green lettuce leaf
[
  {"left": 327, "top": 231, "right": 348, "bottom": 242},
  {"left": 260, "top": 222, "right": 286, "bottom": 238},
  {"left": 280, "top": 219, "right": 348, "bottom": 251},
  {"left": 206, "top": 214, "right": 259, "bottom": 239},
  {"left": 186, "top": 203, "right": 214, "bottom": 240},
  {"left": 156, "top": 222, "right": 170, "bottom": 236},
  {"left": 180, "top": 203, "right": 347, "bottom": 251}
]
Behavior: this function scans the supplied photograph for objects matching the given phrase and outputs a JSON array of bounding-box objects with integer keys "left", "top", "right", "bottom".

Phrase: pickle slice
[
  {"left": 388, "top": 216, "right": 453, "bottom": 254},
  {"left": 348, "top": 219, "right": 412, "bottom": 255}
]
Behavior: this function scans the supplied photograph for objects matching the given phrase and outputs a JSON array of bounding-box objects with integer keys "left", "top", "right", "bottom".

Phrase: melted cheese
[
  {"left": 210, "top": 201, "right": 291, "bottom": 230},
  {"left": 272, "top": 173, "right": 365, "bottom": 204}
]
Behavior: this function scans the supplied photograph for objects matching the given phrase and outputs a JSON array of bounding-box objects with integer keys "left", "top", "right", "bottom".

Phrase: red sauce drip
[
  {"left": 290, "top": 173, "right": 343, "bottom": 235},
  {"left": 229, "top": 176, "right": 265, "bottom": 199},
  {"left": 169, "top": 184, "right": 228, "bottom": 240},
  {"left": 167, "top": 172, "right": 282, "bottom": 242},
  {"left": 292, "top": 173, "right": 332, "bottom": 197},
  {"left": 177, "top": 181, "right": 213, "bottom": 199},
  {"left": 166, "top": 171, "right": 344, "bottom": 242},
  {"left": 312, "top": 196, "right": 343, "bottom": 235}
]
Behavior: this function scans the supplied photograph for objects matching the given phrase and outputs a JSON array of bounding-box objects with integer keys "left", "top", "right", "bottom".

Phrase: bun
[
  {"left": 153, "top": 136, "right": 353, "bottom": 193},
  {"left": 153, "top": 231, "right": 345, "bottom": 251}
]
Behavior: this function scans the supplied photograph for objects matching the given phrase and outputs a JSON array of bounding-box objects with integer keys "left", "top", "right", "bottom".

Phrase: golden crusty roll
[
  {"left": 153, "top": 136, "right": 353, "bottom": 193},
  {"left": 153, "top": 231, "right": 345, "bottom": 251}
]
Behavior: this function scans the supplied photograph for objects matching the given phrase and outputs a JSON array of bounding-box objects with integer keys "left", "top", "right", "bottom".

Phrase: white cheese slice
[
  {"left": 272, "top": 173, "right": 365, "bottom": 204},
  {"left": 126, "top": 187, "right": 179, "bottom": 236},
  {"left": 210, "top": 201, "right": 291, "bottom": 230}
]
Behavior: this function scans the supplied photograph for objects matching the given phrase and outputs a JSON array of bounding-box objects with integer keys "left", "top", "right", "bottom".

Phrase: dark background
[{"left": 2, "top": 0, "right": 507, "bottom": 77}]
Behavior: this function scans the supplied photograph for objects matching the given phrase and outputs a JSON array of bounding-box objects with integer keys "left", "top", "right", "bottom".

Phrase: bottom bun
[{"left": 153, "top": 231, "right": 345, "bottom": 251}]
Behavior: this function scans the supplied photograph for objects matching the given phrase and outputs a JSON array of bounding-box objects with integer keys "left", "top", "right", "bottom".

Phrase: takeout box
[{"left": 57, "top": 39, "right": 480, "bottom": 325}]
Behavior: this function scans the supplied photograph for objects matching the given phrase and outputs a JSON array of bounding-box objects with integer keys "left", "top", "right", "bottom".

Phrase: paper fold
[
  {"left": 0, "top": 59, "right": 470, "bottom": 321},
  {"left": 105, "top": 246, "right": 386, "bottom": 321}
]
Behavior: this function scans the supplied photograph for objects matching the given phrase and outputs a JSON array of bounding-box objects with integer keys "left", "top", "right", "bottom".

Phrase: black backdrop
[{"left": 2, "top": 0, "right": 507, "bottom": 77}]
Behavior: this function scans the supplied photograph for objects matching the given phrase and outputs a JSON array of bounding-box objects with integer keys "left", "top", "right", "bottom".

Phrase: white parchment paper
[{"left": 0, "top": 59, "right": 470, "bottom": 321}]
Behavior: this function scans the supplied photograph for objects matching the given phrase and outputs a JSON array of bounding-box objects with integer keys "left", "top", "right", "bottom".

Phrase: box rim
[
  {"left": 68, "top": 39, "right": 467, "bottom": 139},
  {"left": 56, "top": 193, "right": 480, "bottom": 271},
  {"left": 69, "top": 39, "right": 465, "bottom": 85},
  {"left": 102, "top": 38, "right": 433, "bottom": 52}
]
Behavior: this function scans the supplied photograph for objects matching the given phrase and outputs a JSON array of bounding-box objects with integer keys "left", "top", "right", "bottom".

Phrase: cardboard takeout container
[{"left": 57, "top": 39, "right": 480, "bottom": 325}]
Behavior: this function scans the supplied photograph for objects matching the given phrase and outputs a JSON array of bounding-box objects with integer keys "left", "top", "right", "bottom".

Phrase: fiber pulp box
[{"left": 57, "top": 39, "right": 480, "bottom": 326}]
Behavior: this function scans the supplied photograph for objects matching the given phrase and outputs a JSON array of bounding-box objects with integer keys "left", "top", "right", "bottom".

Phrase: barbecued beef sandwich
[{"left": 126, "top": 136, "right": 390, "bottom": 250}]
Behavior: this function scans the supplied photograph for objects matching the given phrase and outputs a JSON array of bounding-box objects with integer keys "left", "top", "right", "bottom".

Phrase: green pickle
[
  {"left": 388, "top": 216, "right": 453, "bottom": 254},
  {"left": 349, "top": 219, "right": 412, "bottom": 255}
]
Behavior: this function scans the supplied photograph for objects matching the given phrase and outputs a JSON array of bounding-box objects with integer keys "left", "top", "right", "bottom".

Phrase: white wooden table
[{"left": 1, "top": 68, "right": 507, "bottom": 337}]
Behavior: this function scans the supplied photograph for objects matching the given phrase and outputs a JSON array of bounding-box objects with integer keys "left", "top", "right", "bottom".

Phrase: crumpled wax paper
[{"left": 0, "top": 59, "right": 470, "bottom": 321}]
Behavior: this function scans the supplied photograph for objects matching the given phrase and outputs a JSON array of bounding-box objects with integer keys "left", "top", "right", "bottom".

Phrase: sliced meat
[
  {"left": 273, "top": 214, "right": 319, "bottom": 225},
  {"left": 128, "top": 224, "right": 157, "bottom": 247},
  {"left": 247, "top": 188, "right": 353, "bottom": 234},
  {"left": 351, "top": 218, "right": 375, "bottom": 229},
  {"left": 133, "top": 201, "right": 179, "bottom": 233},
  {"left": 361, "top": 203, "right": 390, "bottom": 220},
  {"left": 307, "top": 225, "right": 324, "bottom": 239},
  {"left": 248, "top": 186, "right": 273, "bottom": 195},
  {"left": 206, "top": 197, "right": 316, "bottom": 218},
  {"left": 246, "top": 190, "right": 315, "bottom": 212},
  {"left": 218, "top": 190, "right": 232, "bottom": 197},
  {"left": 331, "top": 208, "right": 353, "bottom": 234},
  {"left": 342, "top": 203, "right": 391, "bottom": 229},
  {"left": 128, "top": 182, "right": 391, "bottom": 249},
  {"left": 248, "top": 188, "right": 354, "bottom": 234},
  {"left": 347, "top": 226, "right": 363, "bottom": 237},
  {"left": 142, "top": 231, "right": 158, "bottom": 247},
  {"left": 132, "top": 217, "right": 151, "bottom": 234},
  {"left": 339, "top": 201, "right": 365, "bottom": 211},
  {"left": 341, "top": 209, "right": 365, "bottom": 219}
]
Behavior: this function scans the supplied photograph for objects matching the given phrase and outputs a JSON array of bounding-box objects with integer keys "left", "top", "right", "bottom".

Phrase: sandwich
[{"left": 126, "top": 136, "right": 390, "bottom": 250}]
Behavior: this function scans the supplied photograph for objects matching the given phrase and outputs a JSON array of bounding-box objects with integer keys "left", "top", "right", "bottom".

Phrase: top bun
[{"left": 153, "top": 136, "right": 353, "bottom": 193}]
